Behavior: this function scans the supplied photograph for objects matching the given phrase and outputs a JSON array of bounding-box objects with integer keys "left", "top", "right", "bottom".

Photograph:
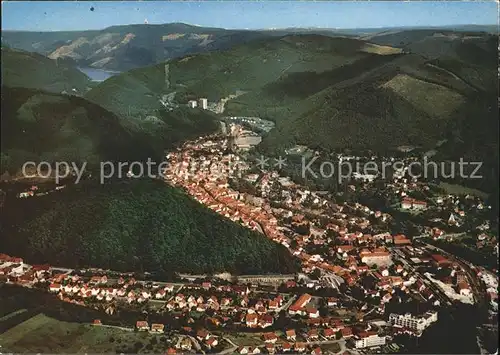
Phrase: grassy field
[
  {"left": 0, "top": 313, "right": 172, "bottom": 353},
  {"left": 227, "top": 332, "right": 266, "bottom": 346},
  {"left": 0, "top": 309, "right": 27, "bottom": 322},
  {"left": 321, "top": 342, "right": 341, "bottom": 354}
]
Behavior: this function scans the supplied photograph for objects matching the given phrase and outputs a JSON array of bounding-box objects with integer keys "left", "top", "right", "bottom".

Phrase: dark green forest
[{"left": 1, "top": 179, "right": 298, "bottom": 275}]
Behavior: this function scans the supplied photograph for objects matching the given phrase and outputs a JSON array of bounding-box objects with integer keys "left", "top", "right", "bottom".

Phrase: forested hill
[
  {"left": 0, "top": 179, "right": 299, "bottom": 275},
  {"left": 1, "top": 86, "right": 159, "bottom": 176},
  {"left": 224, "top": 33, "right": 497, "bottom": 157},
  {"left": 1, "top": 47, "right": 92, "bottom": 94}
]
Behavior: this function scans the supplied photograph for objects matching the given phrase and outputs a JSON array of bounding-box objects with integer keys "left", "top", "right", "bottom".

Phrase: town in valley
[{"left": 0, "top": 1, "right": 498, "bottom": 354}]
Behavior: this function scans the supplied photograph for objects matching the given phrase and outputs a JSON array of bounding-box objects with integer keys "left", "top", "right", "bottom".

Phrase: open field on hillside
[{"left": 0, "top": 313, "right": 169, "bottom": 353}]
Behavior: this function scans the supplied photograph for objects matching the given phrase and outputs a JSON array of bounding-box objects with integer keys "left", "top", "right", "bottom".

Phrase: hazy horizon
[
  {"left": 1, "top": 21, "right": 497, "bottom": 33},
  {"left": 1, "top": 1, "right": 498, "bottom": 32}
]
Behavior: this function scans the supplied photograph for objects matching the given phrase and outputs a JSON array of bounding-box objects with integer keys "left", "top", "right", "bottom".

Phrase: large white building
[
  {"left": 199, "top": 98, "right": 208, "bottom": 110},
  {"left": 389, "top": 311, "right": 438, "bottom": 332},
  {"left": 354, "top": 332, "right": 386, "bottom": 349}
]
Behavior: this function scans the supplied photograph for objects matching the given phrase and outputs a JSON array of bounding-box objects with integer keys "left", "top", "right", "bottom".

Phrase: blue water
[{"left": 77, "top": 67, "right": 120, "bottom": 82}]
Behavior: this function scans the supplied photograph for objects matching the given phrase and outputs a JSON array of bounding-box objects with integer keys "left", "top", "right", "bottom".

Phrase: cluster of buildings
[
  {"left": 400, "top": 197, "right": 427, "bottom": 211},
  {"left": 3, "top": 129, "right": 498, "bottom": 353},
  {"left": 371, "top": 161, "right": 492, "bottom": 239},
  {"left": 165, "top": 137, "right": 397, "bottom": 287},
  {"left": 164, "top": 136, "right": 475, "bottom": 308},
  {"left": 188, "top": 97, "right": 208, "bottom": 109}
]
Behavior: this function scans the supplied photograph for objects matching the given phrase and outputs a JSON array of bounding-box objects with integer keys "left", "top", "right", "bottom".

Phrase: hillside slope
[
  {"left": 1, "top": 47, "right": 92, "bottom": 94},
  {"left": 0, "top": 179, "right": 298, "bottom": 274},
  {"left": 0, "top": 86, "right": 159, "bottom": 175},
  {"left": 1, "top": 86, "right": 219, "bottom": 176},
  {"left": 85, "top": 35, "right": 400, "bottom": 118},
  {"left": 223, "top": 33, "right": 497, "bottom": 154},
  {"left": 259, "top": 69, "right": 496, "bottom": 154}
]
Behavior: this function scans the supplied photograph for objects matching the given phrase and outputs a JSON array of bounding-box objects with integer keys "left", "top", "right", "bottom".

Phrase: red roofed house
[
  {"left": 393, "top": 234, "right": 412, "bottom": 245},
  {"left": 265, "top": 343, "right": 275, "bottom": 354},
  {"left": 136, "top": 321, "right": 149, "bottom": 331},
  {"left": 196, "top": 329, "right": 210, "bottom": 341},
  {"left": 0, "top": 254, "right": 11, "bottom": 262},
  {"left": 259, "top": 314, "right": 274, "bottom": 328},
  {"left": 306, "top": 307, "right": 320, "bottom": 318},
  {"left": 458, "top": 282, "right": 472, "bottom": 296},
  {"left": 431, "top": 254, "right": 450, "bottom": 267},
  {"left": 289, "top": 293, "right": 312, "bottom": 315},
  {"left": 282, "top": 342, "right": 292, "bottom": 352},
  {"left": 90, "top": 275, "right": 107, "bottom": 284},
  {"left": 237, "top": 347, "right": 249, "bottom": 355},
  {"left": 263, "top": 332, "right": 278, "bottom": 343},
  {"left": 323, "top": 328, "right": 336, "bottom": 339},
  {"left": 246, "top": 313, "right": 258, "bottom": 327},
  {"left": 10, "top": 257, "right": 23, "bottom": 264},
  {"left": 285, "top": 329, "right": 296, "bottom": 341},
  {"left": 341, "top": 327, "right": 353, "bottom": 338},
  {"left": 412, "top": 200, "right": 427, "bottom": 210},
  {"left": 151, "top": 323, "right": 165, "bottom": 333},
  {"left": 307, "top": 329, "right": 319, "bottom": 340},
  {"left": 49, "top": 283, "right": 61, "bottom": 292},
  {"left": 283, "top": 278, "right": 296, "bottom": 288},
  {"left": 268, "top": 299, "right": 279, "bottom": 310},
  {"left": 206, "top": 337, "right": 218, "bottom": 349}
]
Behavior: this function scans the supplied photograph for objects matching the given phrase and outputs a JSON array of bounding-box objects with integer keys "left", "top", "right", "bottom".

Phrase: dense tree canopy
[{"left": 1, "top": 179, "right": 299, "bottom": 275}]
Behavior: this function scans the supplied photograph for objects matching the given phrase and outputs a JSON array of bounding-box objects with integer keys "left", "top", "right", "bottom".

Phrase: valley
[{"left": 0, "top": 2, "right": 498, "bottom": 353}]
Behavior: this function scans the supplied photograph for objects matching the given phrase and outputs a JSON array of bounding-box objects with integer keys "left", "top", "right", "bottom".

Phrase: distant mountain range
[
  {"left": 84, "top": 29, "right": 497, "bottom": 195},
  {"left": 3, "top": 24, "right": 496, "bottom": 171},
  {"left": 262, "top": 24, "right": 498, "bottom": 33},
  {"left": 2, "top": 23, "right": 268, "bottom": 71},
  {"left": 2, "top": 22, "right": 496, "bottom": 72}
]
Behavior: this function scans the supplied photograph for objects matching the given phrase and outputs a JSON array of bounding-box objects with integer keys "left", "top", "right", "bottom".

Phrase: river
[{"left": 77, "top": 67, "right": 121, "bottom": 82}]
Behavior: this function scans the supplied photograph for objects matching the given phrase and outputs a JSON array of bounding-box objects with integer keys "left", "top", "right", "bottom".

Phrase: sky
[{"left": 1, "top": 1, "right": 498, "bottom": 32}]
